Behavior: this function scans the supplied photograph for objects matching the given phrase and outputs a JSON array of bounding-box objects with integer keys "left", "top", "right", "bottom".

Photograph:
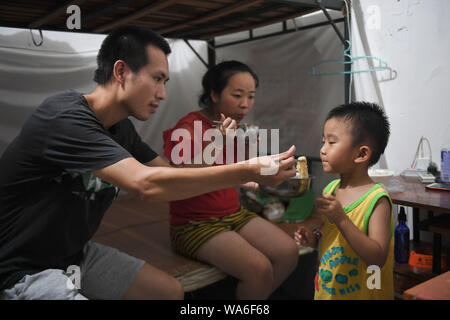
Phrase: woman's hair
[
  {"left": 199, "top": 60, "right": 259, "bottom": 109},
  {"left": 94, "top": 26, "right": 171, "bottom": 85}
]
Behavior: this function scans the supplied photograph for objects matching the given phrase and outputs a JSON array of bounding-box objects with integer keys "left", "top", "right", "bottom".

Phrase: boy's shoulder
[{"left": 323, "top": 179, "right": 340, "bottom": 195}]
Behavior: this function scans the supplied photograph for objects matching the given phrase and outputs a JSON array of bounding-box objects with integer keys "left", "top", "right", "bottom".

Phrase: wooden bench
[
  {"left": 92, "top": 195, "right": 226, "bottom": 292},
  {"left": 92, "top": 194, "right": 322, "bottom": 293}
]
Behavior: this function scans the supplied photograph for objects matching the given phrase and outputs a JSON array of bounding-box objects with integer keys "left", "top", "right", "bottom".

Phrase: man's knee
[
  {"left": 168, "top": 278, "right": 184, "bottom": 300},
  {"left": 2, "top": 269, "right": 87, "bottom": 300}
]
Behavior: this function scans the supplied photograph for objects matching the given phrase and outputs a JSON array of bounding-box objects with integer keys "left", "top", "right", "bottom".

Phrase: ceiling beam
[
  {"left": 265, "top": 0, "right": 344, "bottom": 11},
  {"left": 92, "top": 0, "right": 177, "bottom": 33},
  {"left": 169, "top": 2, "right": 285, "bottom": 39},
  {"left": 28, "top": 0, "right": 87, "bottom": 29},
  {"left": 157, "top": 0, "right": 262, "bottom": 35},
  {"left": 83, "top": 0, "right": 139, "bottom": 28},
  {"left": 194, "top": 8, "right": 318, "bottom": 40}
]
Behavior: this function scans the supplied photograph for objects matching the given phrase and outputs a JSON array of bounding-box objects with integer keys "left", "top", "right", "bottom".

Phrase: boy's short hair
[
  {"left": 326, "top": 102, "right": 390, "bottom": 166},
  {"left": 94, "top": 26, "right": 171, "bottom": 85}
]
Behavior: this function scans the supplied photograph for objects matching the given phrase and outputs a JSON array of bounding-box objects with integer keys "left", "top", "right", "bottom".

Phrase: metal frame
[{"left": 182, "top": 0, "right": 349, "bottom": 102}]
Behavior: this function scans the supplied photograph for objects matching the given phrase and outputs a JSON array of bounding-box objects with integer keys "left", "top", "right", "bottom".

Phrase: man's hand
[
  {"left": 250, "top": 145, "right": 296, "bottom": 187},
  {"left": 315, "top": 194, "right": 346, "bottom": 225}
]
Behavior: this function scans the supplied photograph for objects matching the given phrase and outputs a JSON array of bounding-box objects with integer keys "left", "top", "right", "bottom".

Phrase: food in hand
[
  {"left": 297, "top": 156, "right": 309, "bottom": 178},
  {"left": 296, "top": 156, "right": 310, "bottom": 194}
]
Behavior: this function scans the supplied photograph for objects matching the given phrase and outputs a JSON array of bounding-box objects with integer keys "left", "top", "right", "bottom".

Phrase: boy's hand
[
  {"left": 315, "top": 194, "right": 346, "bottom": 225},
  {"left": 294, "top": 227, "right": 316, "bottom": 248}
]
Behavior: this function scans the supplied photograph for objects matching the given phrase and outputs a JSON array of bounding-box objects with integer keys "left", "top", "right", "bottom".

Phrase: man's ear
[
  {"left": 113, "top": 60, "right": 129, "bottom": 87},
  {"left": 354, "top": 145, "right": 372, "bottom": 164}
]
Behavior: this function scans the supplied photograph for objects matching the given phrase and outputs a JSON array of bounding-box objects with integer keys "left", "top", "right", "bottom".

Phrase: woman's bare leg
[
  {"left": 196, "top": 231, "right": 274, "bottom": 299},
  {"left": 238, "top": 217, "right": 299, "bottom": 292}
]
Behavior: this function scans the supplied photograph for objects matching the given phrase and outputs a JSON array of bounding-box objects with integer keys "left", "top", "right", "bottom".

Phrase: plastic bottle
[
  {"left": 394, "top": 207, "right": 410, "bottom": 264},
  {"left": 441, "top": 148, "right": 450, "bottom": 184}
]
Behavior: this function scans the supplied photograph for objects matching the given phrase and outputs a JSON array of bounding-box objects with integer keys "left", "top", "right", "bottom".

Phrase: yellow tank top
[{"left": 314, "top": 179, "right": 394, "bottom": 300}]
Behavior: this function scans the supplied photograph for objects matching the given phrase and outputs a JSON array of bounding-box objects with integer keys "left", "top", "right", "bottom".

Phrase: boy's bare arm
[{"left": 316, "top": 195, "right": 392, "bottom": 267}]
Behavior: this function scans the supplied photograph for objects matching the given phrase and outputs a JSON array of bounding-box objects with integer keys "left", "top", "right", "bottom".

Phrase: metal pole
[
  {"left": 207, "top": 39, "right": 216, "bottom": 68},
  {"left": 183, "top": 39, "right": 208, "bottom": 69},
  {"left": 315, "top": 0, "right": 346, "bottom": 47},
  {"left": 344, "top": 9, "right": 351, "bottom": 104}
]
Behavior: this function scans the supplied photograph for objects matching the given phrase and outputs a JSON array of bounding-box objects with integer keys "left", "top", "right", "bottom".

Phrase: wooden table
[
  {"left": 386, "top": 176, "right": 450, "bottom": 274},
  {"left": 403, "top": 270, "right": 450, "bottom": 300}
]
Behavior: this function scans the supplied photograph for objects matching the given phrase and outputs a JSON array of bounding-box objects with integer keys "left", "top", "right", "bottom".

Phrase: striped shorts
[{"left": 170, "top": 207, "right": 259, "bottom": 260}]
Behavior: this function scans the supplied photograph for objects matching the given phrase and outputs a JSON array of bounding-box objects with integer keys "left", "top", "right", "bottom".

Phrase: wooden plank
[
  {"left": 93, "top": 196, "right": 169, "bottom": 236},
  {"left": 157, "top": 0, "right": 262, "bottom": 34},
  {"left": 93, "top": 0, "right": 178, "bottom": 33},
  {"left": 92, "top": 219, "right": 226, "bottom": 291},
  {"left": 169, "top": 2, "right": 284, "bottom": 38},
  {"left": 194, "top": 8, "right": 317, "bottom": 40},
  {"left": 403, "top": 270, "right": 450, "bottom": 300},
  {"left": 28, "top": 0, "right": 87, "bottom": 29}
]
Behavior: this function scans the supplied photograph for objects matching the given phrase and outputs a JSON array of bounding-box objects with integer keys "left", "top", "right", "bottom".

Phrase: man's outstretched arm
[{"left": 93, "top": 146, "right": 296, "bottom": 202}]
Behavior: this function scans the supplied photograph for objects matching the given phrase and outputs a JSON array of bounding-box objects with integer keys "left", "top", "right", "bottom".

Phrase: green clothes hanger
[{"left": 309, "top": 40, "right": 390, "bottom": 76}]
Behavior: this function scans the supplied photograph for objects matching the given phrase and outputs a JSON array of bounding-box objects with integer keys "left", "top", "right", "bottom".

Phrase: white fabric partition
[
  {"left": 0, "top": 28, "right": 104, "bottom": 154},
  {"left": 0, "top": 21, "right": 345, "bottom": 195},
  {"left": 0, "top": 28, "right": 207, "bottom": 158},
  {"left": 216, "top": 23, "right": 345, "bottom": 193},
  {"left": 216, "top": 24, "right": 345, "bottom": 158}
]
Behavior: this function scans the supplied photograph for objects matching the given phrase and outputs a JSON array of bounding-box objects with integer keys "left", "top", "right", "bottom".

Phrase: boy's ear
[{"left": 354, "top": 145, "right": 372, "bottom": 164}]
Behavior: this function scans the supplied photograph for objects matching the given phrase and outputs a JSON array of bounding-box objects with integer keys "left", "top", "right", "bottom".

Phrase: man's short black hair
[
  {"left": 94, "top": 26, "right": 171, "bottom": 85},
  {"left": 326, "top": 102, "right": 390, "bottom": 166}
]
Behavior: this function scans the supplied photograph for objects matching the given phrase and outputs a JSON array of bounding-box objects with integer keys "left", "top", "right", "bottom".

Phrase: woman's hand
[
  {"left": 218, "top": 113, "right": 237, "bottom": 139},
  {"left": 239, "top": 181, "right": 259, "bottom": 191}
]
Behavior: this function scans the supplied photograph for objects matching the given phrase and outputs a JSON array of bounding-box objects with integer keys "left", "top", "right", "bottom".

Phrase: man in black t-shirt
[{"left": 0, "top": 26, "right": 297, "bottom": 300}]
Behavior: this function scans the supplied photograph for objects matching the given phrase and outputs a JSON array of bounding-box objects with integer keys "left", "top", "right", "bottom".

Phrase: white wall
[
  {"left": 352, "top": 0, "right": 450, "bottom": 246},
  {"left": 352, "top": 0, "right": 450, "bottom": 174}
]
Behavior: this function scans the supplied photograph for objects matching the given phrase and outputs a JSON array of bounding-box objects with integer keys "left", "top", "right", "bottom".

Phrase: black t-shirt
[{"left": 0, "top": 90, "right": 157, "bottom": 290}]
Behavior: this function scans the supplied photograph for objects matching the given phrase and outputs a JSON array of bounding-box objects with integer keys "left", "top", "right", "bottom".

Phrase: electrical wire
[{"left": 410, "top": 136, "right": 432, "bottom": 168}]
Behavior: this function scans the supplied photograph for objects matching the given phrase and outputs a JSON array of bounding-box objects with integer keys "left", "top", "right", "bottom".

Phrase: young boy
[{"left": 295, "top": 102, "right": 393, "bottom": 300}]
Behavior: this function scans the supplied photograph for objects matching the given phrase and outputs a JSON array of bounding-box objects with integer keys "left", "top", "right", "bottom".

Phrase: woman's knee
[
  {"left": 245, "top": 255, "right": 274, "bottom": 284},
  {"left": 276, "top": 239, "right": 299, "bottom": 272}
]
